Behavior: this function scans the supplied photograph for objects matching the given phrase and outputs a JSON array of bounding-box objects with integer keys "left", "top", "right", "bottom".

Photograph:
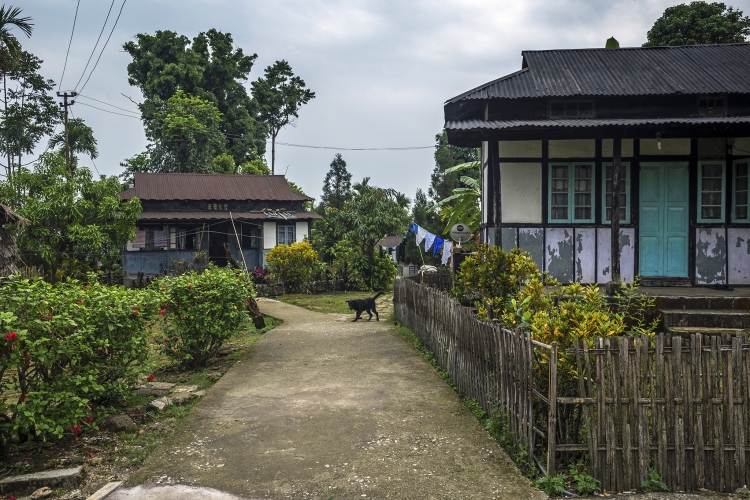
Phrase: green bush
[
  {"left": 157, "top": 266, "right": 254, "bottom": 368},
  {"left": 569, "top": 462, "right": 600, "bottom": 496},
  {"left": 534, "top": 473, "right": 568, "bottom": 496},
  {"left": 0, "top": 275, "right": 158, "bottom": 449},
  {"left": 265, "top": 240, "right": 318, "bottom": 293},
  {"left": 347, "top": 250, "right": 397, "bottom": 291}
]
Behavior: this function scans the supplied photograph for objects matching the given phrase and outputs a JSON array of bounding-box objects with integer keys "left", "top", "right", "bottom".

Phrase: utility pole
[{"left": 56, "top": 91, "right": 77, "bottom": 172}]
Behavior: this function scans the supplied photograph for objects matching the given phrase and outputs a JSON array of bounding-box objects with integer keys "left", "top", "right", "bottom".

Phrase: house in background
[
  {"left": 120, "top": 173, "right": 320, "bottom": 282},
  {"left": 445, "top": 43, "right": 750, "bottom": 286}
]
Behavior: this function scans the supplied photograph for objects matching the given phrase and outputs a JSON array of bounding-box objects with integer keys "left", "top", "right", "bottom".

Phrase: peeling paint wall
[
  {"left": 546, "top": 228, "right": 574, "bottom": 282},
  {"left": 519, "top": 228, "right": 544, "bottom": 273},
  {"left": 575, "top": 228, "right": 596, "bottom": 283},
  {"left": 501, "top": 228, "right": 517, "bottom": 253},
  {"left": 596, "top": 228, "right": 635, "bottom": 283},
  {"left": 695, "top": 228, "right": 727, "bottom": 285},
  {"left": 728, "top": 228, "right": 750, "bottom": 284}
]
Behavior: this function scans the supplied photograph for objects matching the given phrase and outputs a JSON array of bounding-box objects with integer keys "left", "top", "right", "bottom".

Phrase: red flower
[
  {"left": 244, "top": 299, "right": 249, "bottom": 304},
  {"left": 133, "top": 307, "right": 139, "bottom": 315},
  {"left": 147, "top": 374, "right": 155, "bottom": 382},
  {"left": 76, "top": 299, "right": 83, "bottom": 305},
  {"left": 187, "top": 284, "right": 192, "bottom": 290},
  {"left": 5, "top": 332, "right": 18, "bottom": 342},
  {"left": 163, "top": 339, "right": 169, "bottom": 343},
  {"left": 18, "top": 395, "right": 26, "bottom": 404},
  {"left": 83, "top": 416, "right": 94, "bottom": 424},
  {"left": 158, "top": 309, "right": 167, "bottom": 315},
  {"left": 71, "top": 425, "right": 82, "bottom": 441},
  {"left": 161, "top": 286, "right": 166, "bottom": 291}
]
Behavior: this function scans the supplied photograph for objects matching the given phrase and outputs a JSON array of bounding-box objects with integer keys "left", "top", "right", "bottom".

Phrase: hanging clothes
[
  {"left": 416, "top": 226, "right": 427, "bottom": 246},
  {"left": 432, "top": 236, "right": 444, "bottom": 256},
  {"left": 423, "top": 232, "right": 436, "bottom": 252},
  {"left": 441, "top": 241, "right": 453, "bottom": 266},
  {"left": 408, "top": 222, "right": 419, "bottom": 235}
]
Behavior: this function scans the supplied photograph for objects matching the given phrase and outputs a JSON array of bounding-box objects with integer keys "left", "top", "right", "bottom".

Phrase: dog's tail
[{"left": 372, "top": 291, "right": 385, "bottom": 300}]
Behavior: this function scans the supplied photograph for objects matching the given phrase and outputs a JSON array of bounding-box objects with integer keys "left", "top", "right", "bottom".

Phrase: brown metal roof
[
  {"left": 137, "top": 211, "right": 322, "bottom": 221},
  {"left": 121, "top": 173, "right": 314, "bottom": 202},
  {"left": 446, "top": 116, "right": 750, "bottom": 131}
]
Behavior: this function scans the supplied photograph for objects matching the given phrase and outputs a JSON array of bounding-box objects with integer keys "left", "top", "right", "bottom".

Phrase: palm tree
[
  {"left": 437, "top": 162, "right": 481, "bottom": 234},
  {"left": 48, "top": 118, "right": 98, "bottom": 167},
  {"left": 0, "top": 5, "right": 32, "bottom": 74}
]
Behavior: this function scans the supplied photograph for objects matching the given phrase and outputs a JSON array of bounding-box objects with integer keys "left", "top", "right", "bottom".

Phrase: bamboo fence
[{"left": 393, "top": 278, "right": 750, "bottom": 493}]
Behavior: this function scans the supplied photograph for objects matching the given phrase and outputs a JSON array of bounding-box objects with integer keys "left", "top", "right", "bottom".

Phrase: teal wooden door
[{"left": 639, "top": 163, "right": 689, "bottom": 277}]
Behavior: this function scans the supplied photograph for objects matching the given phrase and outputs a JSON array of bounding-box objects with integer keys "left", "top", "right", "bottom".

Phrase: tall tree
[
  {"left": 0, "top": 5, "right": 32, "bottom": 74},
  {"left": 430, "top": 130, "right": 478, "bottom": 203},
  {"left": 251, "top": 60, "right": 315, "bottom": 174},
  {"left": 404, "top": 188, "right": 443, "bottom": 266},
  {"left": 0, "top": 50, "right": 60, "bottom": 179},
  {"left": 319, "top": 153, "right": 352, "bottom": 211},
  {"left": 47, "top": 117, "right": 97, "bottom": 166},
  {"left": 143, "top": 90, "right": 226, "bottom": 173},
  {"left": 0, "top": 152, "right": 141, "bottom": 281},
  {"left": 123, "top": 29, "right": 266, "bottom": 164},
  {"left": 643, "top": 1, "right": 750, "bottom": 46}
]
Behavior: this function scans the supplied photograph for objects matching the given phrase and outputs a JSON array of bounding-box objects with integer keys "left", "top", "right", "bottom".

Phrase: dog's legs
[
  {"left": 352, "top": 310, "right": 361, "bottom": 322},
  {"left": 366, "top": 309, "right": 373, "bottom": 321}
]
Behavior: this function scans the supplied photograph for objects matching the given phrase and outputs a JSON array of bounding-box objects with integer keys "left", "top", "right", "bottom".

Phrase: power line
[
  {"left": 78, "top": 95, "right": 140, "bottom": 115},
  {"left": 78, "top": 0, "right": 128, "bottom": 95},
  {"left": 77, "top": 101, "right": 140, "bottom": 118},
  {"left": 58, "top": 0, "right": 81, "bottom": 91},
  {"left": 73, "top": 0, "right": 117, "bottom": 91}
]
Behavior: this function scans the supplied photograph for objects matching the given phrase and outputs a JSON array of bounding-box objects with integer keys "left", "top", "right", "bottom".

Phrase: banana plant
[{"left": 436, "top": 161, "right": 481, "bottom": 233}]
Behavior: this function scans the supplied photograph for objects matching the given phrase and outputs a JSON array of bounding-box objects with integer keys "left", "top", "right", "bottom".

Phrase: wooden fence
[
  {"left": 393, "top": 278, "right": 750, "bottom": 493},
  {"left": 407, "top": 268, "right": 454, "bottom": 292}
]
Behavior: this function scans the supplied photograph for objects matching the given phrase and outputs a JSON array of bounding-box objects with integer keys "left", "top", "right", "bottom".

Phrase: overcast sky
[{"left": 19, "top": 0, "right": 750, "bottom": 201}]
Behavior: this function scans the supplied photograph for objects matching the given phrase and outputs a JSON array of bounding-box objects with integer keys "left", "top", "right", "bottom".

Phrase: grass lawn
[{"left": 277, "top": 291, "right": 384, "bottom": 315}]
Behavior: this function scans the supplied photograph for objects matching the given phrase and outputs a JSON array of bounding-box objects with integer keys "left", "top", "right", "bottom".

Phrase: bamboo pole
[{"left": 230, "top": 212, "right": 249, "bottom": 271}]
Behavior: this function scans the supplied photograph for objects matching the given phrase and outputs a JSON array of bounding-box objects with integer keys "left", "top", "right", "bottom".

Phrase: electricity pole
[{"left": 56, "top": 91, "right": 77, "bottom": 172}]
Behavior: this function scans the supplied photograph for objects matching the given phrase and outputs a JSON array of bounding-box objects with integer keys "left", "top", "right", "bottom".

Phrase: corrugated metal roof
[
  {"left": 121, "top": 173, "right": 314, "bottom": 202},
  {"left": 137, "top": 211, "right": 322, "bottom": 221},
  {"left": 448, "top": 44, "right": 750, "bottom": 102},
  {"left": 446, "top": 116, "right": 750, "bottom": 131}
]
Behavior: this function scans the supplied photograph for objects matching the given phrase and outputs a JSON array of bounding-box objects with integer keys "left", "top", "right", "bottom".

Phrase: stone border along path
[{"left": 118, "top": 297, "right": 545, "bottom": 499}]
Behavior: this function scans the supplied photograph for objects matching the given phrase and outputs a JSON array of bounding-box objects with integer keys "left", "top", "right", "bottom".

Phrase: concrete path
[{"left": 121, "top": 299, "right": 544, "bottom": 499}]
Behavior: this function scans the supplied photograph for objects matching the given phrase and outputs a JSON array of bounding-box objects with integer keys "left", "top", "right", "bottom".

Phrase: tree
[
  {"left": 320, "top": 153, "right": 352, "bottom": 212},
  {"left": 251, "top": 60, "right": 315, "bottom": 174},
  {"left": 123, "top": 29, "right": 266, "bottom": 164},
  {"left": 333, "top": 178, "right": 409, "bottom": 289},
  {"left": 643, "top": 2, "right": 750, "bottom": 46},
  {"left": 437, "top": 162, "right": 481, "bottom": 233},
  {"left": 430, "top": 130, "right": 478, "bottom": 203},
  {"left": 0, "top": 153, "right": 141, "bottom": 281},
  {"left": 404, "top": 188, "right": 443, "bottom": 266},
  {"left": 144, "top": 91, "right": 225, "bottom": 173},
  {"left": 0, "top": 50, "right": 60, "bottom": 180},
  {"left": 119, "top": 152, "right": 151, "bottom": 189},
  {"left": 47, "top": 117, "right": 98, "bottom": 165},
  {"left": 239, "top": 156, "right": 270, "bottom": 175},
  {"left": 0, "top": 5, "right": 32, "bottom": 74},
  {"left": 212, "top": 152, "right": 236, "bottom": 174},
  {"left": 287, "top": 180, "right": 312, "bottom": 211}
]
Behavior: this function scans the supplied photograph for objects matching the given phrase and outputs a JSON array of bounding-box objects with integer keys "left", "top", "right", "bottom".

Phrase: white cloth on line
[
  {"left": 415, "top": 226, "right": 427, "bottom": 246},
  {"left": 441, "top": 241, "right": 453, "bottom": 266},
  {"left": 424, "top": 232, "right": 436, "bottom": 252}
]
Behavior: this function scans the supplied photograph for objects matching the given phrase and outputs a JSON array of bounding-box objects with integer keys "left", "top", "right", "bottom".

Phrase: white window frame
[
  {"left": 732, "top": 159, "right": 750, "bottom": 223},
  {"left": 602, "top": 163, "right": 630, "bottom": 224},
  {"left": 697, "top": 161, "right": 726, "bottom": 223}
]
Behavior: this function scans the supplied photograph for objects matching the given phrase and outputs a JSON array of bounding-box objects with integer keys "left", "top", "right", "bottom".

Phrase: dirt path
[{"left": 120, "top": 299, "right": 544, "bottom": 499}]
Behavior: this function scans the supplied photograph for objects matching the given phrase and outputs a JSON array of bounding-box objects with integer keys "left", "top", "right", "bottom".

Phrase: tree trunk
[{"left": 271, "top": 129, "right": 277, "bottom": 175}]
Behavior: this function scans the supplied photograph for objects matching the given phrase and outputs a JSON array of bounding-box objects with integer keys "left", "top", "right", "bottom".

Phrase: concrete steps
[
  {"left": 665, "top": 326, "right": 750, "bottom": 336},
  {"left": 653, "top": 296, "right": 750, "bottom": 311},
  {"left": 662, "top": 308, "right": 750, "bottom": 330}
]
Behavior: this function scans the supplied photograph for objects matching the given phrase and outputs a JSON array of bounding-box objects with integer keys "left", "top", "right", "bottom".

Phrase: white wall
[
  {"left": 640, "top": 138, "right": 690, "bottom": 155},
  {"left": 263, "top": 222, "right": 276, "bottom": 249},
  {"left": 500, "top": 163, "right": 542, "bottom": 223},
  {"left": 295, "top": 221, "right": 309, "bottom": 242},
  {"left": 733, "top": 137, "right": 750, "bottom": 154},
  {"left": 498, "top": 140, "right": 542, "bottom": 158},
  {"left": 549, "top": 139, "right": 595, "bottom": 158}
]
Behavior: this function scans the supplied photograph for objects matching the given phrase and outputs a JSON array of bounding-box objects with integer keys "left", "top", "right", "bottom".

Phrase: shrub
[
  {"left": 534, "top": 473, "right": 568, "bottom": 496},
  {"left": 346, "top": 250, "right": 398, "bottom": 291},
  {"left": 157, "top": 266, "right": 254, "bottom": 368},
  {"left": 265, "top": 240, "right": 318, "bottom": 293},
  {"left": 569, "top": 462, "right": 600, "bottom": 496},
  {"left": 0, "top": 275, "right": 158, "bottom": 449}
]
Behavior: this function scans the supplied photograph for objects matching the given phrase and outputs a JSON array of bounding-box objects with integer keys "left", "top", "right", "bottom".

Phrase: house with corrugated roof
[
  {"left": 119, "top": 173, "right": 321, "bottom": 280},
  {"left": 445, "top": 43, "right": 750, "bottom": 287}
]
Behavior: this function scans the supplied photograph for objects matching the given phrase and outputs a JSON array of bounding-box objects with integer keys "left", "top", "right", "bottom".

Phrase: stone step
[
  {"left": 0, "top": 466, "right": 82, "bottom": 496},
  {"left": 653, "top": 296, "right": 750, "bottom": 311},
  {"left": 662, "top": 309, "right": 750, "bottom": 329},
  {"left": 665, "top": 326, "right": 750, "bottom": 337}
]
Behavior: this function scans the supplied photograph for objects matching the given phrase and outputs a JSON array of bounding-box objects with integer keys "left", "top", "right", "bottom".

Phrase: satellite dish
[{"left": 449, "top": 223, "right": 472, "bottom": 243}]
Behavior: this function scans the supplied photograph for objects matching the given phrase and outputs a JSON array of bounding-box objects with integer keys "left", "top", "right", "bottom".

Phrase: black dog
[{"left": 347, "top": 292, "right": 385, "bottom": 322}]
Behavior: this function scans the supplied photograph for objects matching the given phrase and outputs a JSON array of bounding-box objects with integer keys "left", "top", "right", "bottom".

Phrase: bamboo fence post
[{"left": 547, "top": 341, "right": 558, "bottom": 475}]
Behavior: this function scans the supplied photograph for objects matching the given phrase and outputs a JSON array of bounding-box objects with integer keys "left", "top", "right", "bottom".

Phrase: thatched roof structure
[{"left": 0, "top": 204, "right": 28, "bottom": 277}]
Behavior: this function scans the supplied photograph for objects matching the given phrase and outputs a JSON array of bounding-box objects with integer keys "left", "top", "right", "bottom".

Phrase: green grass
[{"left": 276, "top": 291, "right": 380, "bottom": 315}]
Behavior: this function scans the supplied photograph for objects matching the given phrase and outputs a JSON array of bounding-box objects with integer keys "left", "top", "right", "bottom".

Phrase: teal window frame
[
  {"left": 697, "top": 161, "right": 726, "bottom": 223},
  {"left": 732, "top": 159, "right": 750, "bottom": 223},
  {"left": 602, "top": 162, "right": 631, "bottom": 224},
  {"left": 548, "top": 162, "right": 595, "bottom": 223}
]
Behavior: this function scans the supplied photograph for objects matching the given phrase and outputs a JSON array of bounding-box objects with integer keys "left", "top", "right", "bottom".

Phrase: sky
[{"left": 19, "top": 0, "right": 750, "bottom": 202}]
